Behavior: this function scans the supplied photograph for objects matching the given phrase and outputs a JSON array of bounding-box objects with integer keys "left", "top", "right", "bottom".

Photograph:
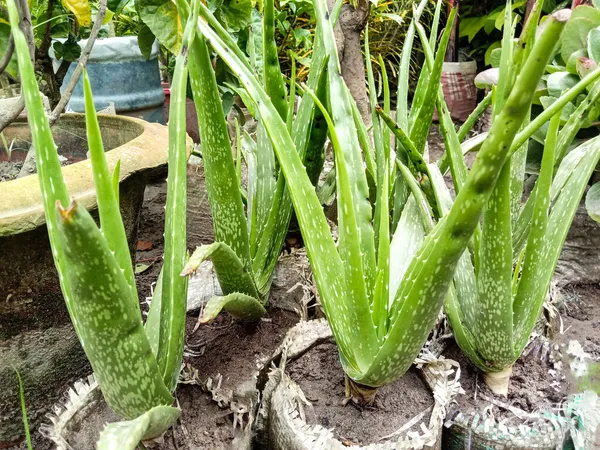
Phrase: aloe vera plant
[
  {"left": 7, "top": 0, "right": 196, "bottom": 445},
  {"left": 188, "top": 0, "right": 569, "bottom": 403},
  {"left": 179, "top": 0, "right": 329, "bottom": 323},
  {"left": 443, "top": 2, "right": 600, "bottom": 395}
]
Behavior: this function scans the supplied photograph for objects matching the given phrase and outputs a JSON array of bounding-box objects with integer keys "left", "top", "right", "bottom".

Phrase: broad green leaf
[
  {"left": 199, "top": 293, "right": 267, "bottom": 323},
  {"left": 588, "top": 26, "right": 600, "bottom": 63},
  {"left": 136, "top": 0, "right": 182, "bottom": 54},
  {"left": 561, "top": 17, "right": 599, "bottom": 63},
  {"left": 137, "top": 23, "right": 156, "bottom": 60},
  {"left": 577, "top": 57, "right": 598, "bottom": 78},
  {"left": 97, "top": 406, "right": 180, "bottom": 450},
  {"left": 107, "top": 0, "right": 131, "bottom": 14},
  {"left": 567, "top": 50, "right": 589, "bottom": 74},
  {"left": 547, "top": 71, "right": 580, "bottom": 97},
  {"left": 586, "top": 182, "right": 600, "bottom": 223},
  {"left": 61, "top": 0, "right": 92, "bottom": 26}
]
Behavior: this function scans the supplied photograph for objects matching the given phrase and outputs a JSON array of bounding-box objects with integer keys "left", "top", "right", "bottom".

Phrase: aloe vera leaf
[
  {"left": 182, "top": 243, "right": 259, "bottom": 299},
  {"left": 6, "top": 0, "right": 75, "bottom": 326},
  {"left": 254, "top": 122, "right": 277, "bottom": 249},
  {"left": 57, "top": 201, "right": 173, "bottom": 418},
  {"left": 586, "top": 182, "right": 600, "bottom": 223},
  {"left": 154, "top": 8, "right": 195, "bottom": 391},
  {"left": 235, "top": 119, "right": 242, "bottom": 185},
  {"left": 379, "top": 55, "right": 391, "bottom": 169},
  {"left": 396, "top": 0, "right": 430, "bottom": 132},
  {"left": 357, "top": 12, "right": 568, "bottom": 387},
  {"left": 365, "top": 27, "right": 386, "bottom": 251},
  {"left": 395, "top": 161, "right": 435, "bottom": 232},
  {"left": 251, "top": 34, "right": 329, "bottom": 294},
  {"left": 111, "top": 160, "right": 121, "bottom": 204},
  {"left": 195, "top": 14, "right": 375, "bottom": 374},
  {"left": 388, "top": 196, "right": 425, "bottom": 306},
  {"left": 408, "top": 8, "right": 456, "bottom": 154},
  {"left": 263, "top": 0, "right": 288, "bottom": 119},
  {"left": 82, "top": 68, "right": 141, "bottom": 311},
  {"left": 304, "top": 63, "right": 328, "bottom": 186},
  {"left": 352, "top": 96, "right": 376, "bottom": 182},
  {"left": 188, "top": 36, "right": 252, "bottom": 268},
  {"left": 373, "top": 159, "right": 390, "bottom": 338},
  {"left": 475, "top": 162, "right": 515, "bottom": 367},
  {"left": 312, "top": 0, "right": 377, "bottom": 299},
  {"left": 512, "top": 86, "right": 600, "bottom": 257},
  {"left": 494, "top": 0, "right": 517, "bottom": 116},
  {"left": 145, "top": 268, "right": 164, "bottom": 357},
  {"left": 510, "top": 66, "right": 600, "bottom": 154},
  {"left": 97, "top": 405, "right": 181, "bottom": 450},
  {"left": 514, "top": 139, "right": 600, "bottom": 353},
  {"left": 287, "top": 54, "right": 296, "bottom": 132},
  {"left": 428, "top": 0, "right": 443, "bottom": 50},
  {"left": 457, "top": 91, "right": 492, "bottom": 142},
  {"left": 303, "top": 82, "right": 378, "bottom": 353},
  {"left": 199, "top": 293, "right": 267, "bottom": 323}
]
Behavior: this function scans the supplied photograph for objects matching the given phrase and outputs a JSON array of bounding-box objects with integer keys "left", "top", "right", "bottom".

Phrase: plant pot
[
  {"left": 0, "top": 114, "right": 170, "bottom": 445},
  {"left": 439, "top": 60, "right": 478, "bottom": 122},
  {"left": 256, "top": 319, "right": 462, "bottom": 449},
  {"left": 53, "top": 37, "right": 165, "bottom": 124},
  {"left": 442, "top": 391, "right": 599, "bottom": 450}
]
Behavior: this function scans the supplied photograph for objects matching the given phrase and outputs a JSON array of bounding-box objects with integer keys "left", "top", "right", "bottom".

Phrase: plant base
[
  {"left": 344, "top": 376, "right": 379, "bottom": 407},
  {"left": 482, "top": 366, "right": 513, "bottom": 396}
]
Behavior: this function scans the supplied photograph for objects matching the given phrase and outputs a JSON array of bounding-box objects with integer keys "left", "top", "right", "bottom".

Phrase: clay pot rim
[{"left": 0, "top": 114, "right": 173, "bottom": 237}]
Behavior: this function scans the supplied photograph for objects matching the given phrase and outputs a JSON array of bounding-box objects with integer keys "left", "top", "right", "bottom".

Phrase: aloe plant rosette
[
  {"left": 7, "top": 0, "right": 197, "bottom": 445},
  {"left": 179, "top": 0, "right": 329, "bottom": 324},
  {"left": 444, "top": 3, "right": 600, "bottom": 395},
  {"left": 188, "top": 0, "right": 571, "bottom": 403}
]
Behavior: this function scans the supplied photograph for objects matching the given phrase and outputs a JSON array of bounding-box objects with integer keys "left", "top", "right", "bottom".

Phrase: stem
[
  {"left": 0, "top": 34, "right": 15, "bottom": 75},
  {"left": 345, "top": 375, "right": 379, "bottom": 406},
  {"left": 482, "top": 365, "right": 513, "bottom": 396}
]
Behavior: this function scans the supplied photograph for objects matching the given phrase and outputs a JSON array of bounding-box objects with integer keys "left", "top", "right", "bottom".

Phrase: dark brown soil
[
  {"left": 287, "top": 341, "right": 434, "bottom": 446},
  {"left": 445, "top": 283, "right": 600, "bottom": 424},
  {"left": 155, "top": 310, "right": 299, "bottom": 449}
]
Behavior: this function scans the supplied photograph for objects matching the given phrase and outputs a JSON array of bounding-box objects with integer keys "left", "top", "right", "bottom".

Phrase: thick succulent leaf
[
  {"left": 182, "top": 243, "right": 259, "bottom": 299},
  {"left": 388, "top": 196, "right": 425, "bottom": 307},
  {"left": 358, "top": 12, "right": 568, "bottom": 387},
  {"left": 194, "top": 10, "right": 374, "bottom": 375},
  {"left": 83, "top": 71, "right": 138, "bottom": 302},
  {"left": 395, "top": 0, "right": 430, "bottom": 132},
  {"left": 145, "top": 269, "right": 163, "bottom": 358},
  {"left": 475, "top": 163, "right": 515, "bottom": 368},
  {"left": 312, "top": 0, "right": 377, "bottom": 299},
  {"left": 253, "top": 122, "right": 277, "bottom": 251},
  {"left": 136, "top": 0, "right": 182, "bottom": 54},
  {"left": 263, "top": 0, "right": 288, "bottom": 119},
  {"left": 97, "top": 406, "right": 180, "bottom": 450},
  {"left": 154, "top": 9, "right": 195, "bottom": 391},
  {"left": 457, "top": 91, "right": 493, "bottom": 142},
  {"left": 199, "top": 293, "right": 267, "bottom": 323},
  {"left": 408, "top": 8, "right": 456, "bottom": 154},
  {"left": 586, "top": 182, "right": 600, "bottom": 223},
  {"left": 514, "top": 136, "right": 600, "bottom": 353},
  {"left": 57, "top": 201, "right": 173, "bottom": 418},
  {"left": 188, "top": 36, "right": 252, "bottom": 268}
]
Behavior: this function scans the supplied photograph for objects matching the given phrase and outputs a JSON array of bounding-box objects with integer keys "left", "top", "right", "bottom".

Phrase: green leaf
[
  {"left": 155, "top": 7, "right": 196, "bottom": 392},
  {"left": 56, "top": 201, "right": 173, "bottom": 418},
  {"left": 136, "top": 0, "right": 182, "bottom": 54},
  {"left": 561, "top": 17, "right": 599, "bottom": 63},
  {"left": 107, "top": 0, "right": 131, "bottom": 14},
  {"left": 52, "top": 37, "right": 81, "bottom": 62},
  {"left": 218, "top": 0, "right": 252, "bottom": 32},
  {"left": 182, "top": 243, "right": 259, "bottom": 299},
  {"left": 16, "top": 371, "right": 32, "bottom": 450},
  {"left": 199, "top": 293, "right": 267, "bottom": 323},
  {"left": 588, "top": 26, "right": 600, "bottom": 63},
  {"left": 137, "top": 23, "right": 156, "bottom": 60},
  {"left": 0, "top": 24, "right": 17, "bottom": 77},
  {"left": 485, "top": 40, "right": 502, "bottom": 67},
  {"left": 97, "top": 406, "right": 180, "bottom": 449},
  {"left": 586, "top": 182, "right": 600, "bottom": 223},
  {"left": 188, "top": 36, "right": 252, "bottom": 268},
  {"left": 547, "top": 71, "right": 580, "bottom": 97}
]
